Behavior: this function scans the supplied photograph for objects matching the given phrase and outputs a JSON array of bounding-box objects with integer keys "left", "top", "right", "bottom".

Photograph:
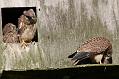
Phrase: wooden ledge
[{"left": 1, "top": 64, "right": 119, "bottom": 79}]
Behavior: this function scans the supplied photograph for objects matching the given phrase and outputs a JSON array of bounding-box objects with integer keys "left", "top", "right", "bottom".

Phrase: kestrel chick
[
  {"left": 18, "top": 9, "right": 37, "bottom": 47},
  {"left": 3, "top": 23, "right": 19, "bottom": 43}
]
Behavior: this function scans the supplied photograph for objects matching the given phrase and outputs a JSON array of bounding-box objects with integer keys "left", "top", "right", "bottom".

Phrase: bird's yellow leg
[
  {"left": 21, "top": 40, "right": 28, "bottom": 48},
  {"left": 99, "top": 61, "right": 102, "bottom": 64},
  {"left": 74, "top": 60, "right": 80, "bottom": 65}
]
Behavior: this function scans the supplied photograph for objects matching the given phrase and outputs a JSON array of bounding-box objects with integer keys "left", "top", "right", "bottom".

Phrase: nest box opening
[{"left": 1, "top": 7, "right": 38, "bottom": 43}]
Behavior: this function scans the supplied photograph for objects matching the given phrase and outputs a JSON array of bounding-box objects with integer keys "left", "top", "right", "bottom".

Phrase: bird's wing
[
  {"left": 68, "top": 51, "right": 94, "bottom": 65},
  {"left": 71, "top": 52, "right": 93, "bottom": 61},
  {"left": 18, "top": 15, "right": 28, "bottom": 35},
  {"left": 78, "top": 37, "right": 112, "bottom": 54}
]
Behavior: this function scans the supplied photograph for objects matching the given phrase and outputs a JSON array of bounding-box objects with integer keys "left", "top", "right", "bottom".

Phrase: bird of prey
[
  {"left": 3, "top": 23, "right": 19, "bottom": 43},
  {"left": 18, "top": 9, "right": 37, "bottom": 47},
  {"left": 68, "top": 37, "right": 112, "bottom": 65}
]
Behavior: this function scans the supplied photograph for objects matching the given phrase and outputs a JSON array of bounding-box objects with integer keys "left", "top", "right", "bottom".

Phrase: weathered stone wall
[{"left": 0, "top": 0, "right": 119, "bottom": 71}]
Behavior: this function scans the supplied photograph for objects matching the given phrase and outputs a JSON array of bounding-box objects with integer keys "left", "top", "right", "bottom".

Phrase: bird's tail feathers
[
  {"left": 71, "top": 52, "right": 92, "bottom": 61},
  {"left": 68, "top": 52, "right": 77, "bottom": 58},
  {"left": 68, "top": 52, "right": 92, "bottom": 65}
]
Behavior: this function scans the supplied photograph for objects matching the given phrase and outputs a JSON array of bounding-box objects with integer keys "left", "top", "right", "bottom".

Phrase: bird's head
[
  {"left": 23, "top": 9, "right": 37, "bottom": 24},
  {"left": 102, "top": 54, "right": 112, "bottom": 64},
  {"left": 3, "top": 23, "right": 17, "bottom": 35}
]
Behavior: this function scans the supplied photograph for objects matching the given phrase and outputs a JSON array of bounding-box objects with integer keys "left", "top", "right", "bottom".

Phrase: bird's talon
[{"left": 20, "top": 41, "right": 28, "bottom": 48}]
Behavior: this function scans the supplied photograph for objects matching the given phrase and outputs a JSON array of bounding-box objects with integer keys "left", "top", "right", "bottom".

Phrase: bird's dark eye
[{"left": 25, "top": 15, "right": 32, "bottom": 20}]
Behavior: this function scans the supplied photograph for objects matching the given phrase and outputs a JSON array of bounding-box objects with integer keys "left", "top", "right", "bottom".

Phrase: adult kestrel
[{"left": 68, "top": 37, "right": 112, "bottom": 65}]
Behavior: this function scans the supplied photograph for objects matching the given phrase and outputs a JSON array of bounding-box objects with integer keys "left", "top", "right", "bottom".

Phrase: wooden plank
[{"left": 1, "top": 64, "right": 119, "bottom": 79}]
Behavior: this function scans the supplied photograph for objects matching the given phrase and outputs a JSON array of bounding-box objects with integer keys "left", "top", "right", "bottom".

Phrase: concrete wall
[{"left": 0, "top": 0, "right": 119, "bottom": 71}]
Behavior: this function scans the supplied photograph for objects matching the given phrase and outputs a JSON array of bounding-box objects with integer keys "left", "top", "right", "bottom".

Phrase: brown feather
[
  {"left": 18, "top": 9, "right": 37, "bottom": 43},
  {"left": 3, "top": 23, "right": 19, "bottom": 43},
  {"left": 68, "top": 37, "right": 112, "bottom": 65}
]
